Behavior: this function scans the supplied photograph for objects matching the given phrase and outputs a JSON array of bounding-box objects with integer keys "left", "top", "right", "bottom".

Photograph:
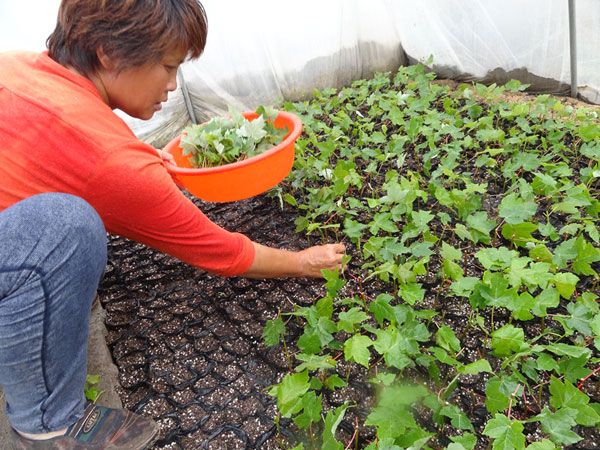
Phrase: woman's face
[{"left": 98, "top": 48, "right": 187, "bottom": 120}]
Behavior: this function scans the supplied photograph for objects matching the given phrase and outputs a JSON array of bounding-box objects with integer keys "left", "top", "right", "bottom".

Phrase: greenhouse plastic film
[
  {"left": 393, "top": 0, "right": 600, "bottom": 102},
  {"left": 125, "top": 0, "right": 407, "bottom": 145},
  {"left": 4, "top": 0, "right": 600, "bottom": 146}
]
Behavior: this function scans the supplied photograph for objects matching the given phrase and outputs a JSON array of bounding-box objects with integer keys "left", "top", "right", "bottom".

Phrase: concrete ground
[{"left": 0, "top": 300, "right": 121, "bottom": 443}]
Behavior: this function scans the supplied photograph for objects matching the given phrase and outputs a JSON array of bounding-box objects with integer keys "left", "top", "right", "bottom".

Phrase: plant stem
[
  {"left": 506, "top": 383, "right": 521, "bottom": 419},
  {"left": 577, "top": 365, "right": 600, "bottom": 390}
]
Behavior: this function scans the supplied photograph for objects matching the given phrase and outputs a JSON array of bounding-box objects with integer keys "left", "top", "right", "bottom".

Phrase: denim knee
[{"left": 28, "top": 193, "right": 107, "bottom": 272}]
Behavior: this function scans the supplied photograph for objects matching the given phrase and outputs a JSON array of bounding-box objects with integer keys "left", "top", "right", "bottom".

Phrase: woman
[{"left": 0, "top": 0, "right": 344, "bottom": 447}]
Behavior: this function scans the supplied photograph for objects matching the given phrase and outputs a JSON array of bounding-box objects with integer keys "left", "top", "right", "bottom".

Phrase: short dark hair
[{"left": 47, "top": 0, "right": 208, "bottom": 76}]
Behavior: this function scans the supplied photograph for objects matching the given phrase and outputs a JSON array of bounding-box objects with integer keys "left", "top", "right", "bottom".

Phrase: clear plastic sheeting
[
  {"left": 2, "top": 0, "right": 600, "bottom": 147},
  {"left": 0, "top": 1, "right": 60, "bottom": 53},
  {"left": 126, "top": 0, "right": 407, "bottom": 146},
  {"left": 393, "top": 0, "right": 600, "bottom": 103}
]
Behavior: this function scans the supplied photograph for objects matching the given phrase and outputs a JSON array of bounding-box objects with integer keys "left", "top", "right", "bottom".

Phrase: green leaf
[
  {"left": 476, "top": 128, "right": 505, "bottom": 142},
  {"left": 295, "top": 353, "right": 336, "bottom": 372},
  {"left": 364, "top": 439, "right": 402, "bottom": 450},
  {"left": 552, "top": 238, "right": 578, "bottom": 269},
  {"left": 370, "top": 212, "right": 399, "bottom": 234},
  {"left": 398, "top": 283, "right": 425, "bottom": 305},
  {"left": 293, "top": 391, "right": 322, "bottom": 429},
  {"left": 476, "top": 247, "right": 518, "bottom": 270},
  {"left": 552, "top": 272, "right": 580, "bottom": 299},
  {"left": 526, "top": 440, "right": 556, "bottom": 450},
  {"left": 272, "top": 371, "right": 311, "bottom": 417},
  {"left": 545, "top": 343, "right": 591, "bottom": 359},
  {"left": 577, "top": 123, "right": 600, "bottom": 141},
  {"left": 491, "top": 324, "right": 528, "bottom": 357},
  {"left": 532, "top": 288, "right": 560, "bottom": 317},
  {"left": 532, "top": 172, "right": 558, "bottom": 195},
  {"left": 86, "top": 374, "right": 101, "bottom": 385},
  {"left": 549, "top": 376, "right": 600, "bottom": 426},
  {"left": 373, "top": 328, "right": 414, "bottom": 370},
  {"left": 316, "top": 295, "right": 334, "bottom": 318},
  {"left": 369, "top": 372, "right": 396, "bottom": 386},
  {"left": 535, "top": 407, "right": 582, "bottom": 445},
  {"left": 529, "top": 244, "right": 554, "bottom": 263},
  {"left": 479, "top": 273, "right": 520, "bottom": 310},
  {"left": 440, "top": 404, "right": 474, "bottom": 431},
  {"left": 262, "top": 317, "right": 285, "bottom": 347},
  {"left": 466, "top": 211, "right": 496, "bottom": 243},
  {"left": 344, "top": 217, "right": 367, "bottom": 241},
  {"left": 498, "top": 193, "right": 537, "bottom": 224},
  {"left": 572, "top": 236, "right": 600, "bottom": 276},
  {"left": 441, "top": 241, "right": 462, "bottom": 261},
  {"left": 297, "top": 329, "right": 322, "bottom": 354},
  {"left": 459, "top": 359, "right": 493, "bottom": 375},
  {"left": 365, "top": 385, "right": 425, "bottom": 439},
  {"left": 485, "top": 377, "right": 512, "bottom": 413},
  {"left": 450, "top": 277, "right": 479, "bottom": 298},
  {"left": 84, "top": 375, "right": 103, "bottom": 402},
  {"left": 535, "top": 353, "right": 560, "bottom": 372},
  {"left": 432, "top": 347, "right": 460, "bottom": 367},
  {"left": 557, "top": 355, "right": 592, "bottom": 383},
  {"left": 501, "top": 222, "right": 538, "bottom": 247},
  {"left": 538, "top": 222, "right": 559, "bottom": 241},
  {"left": 443, "top": 258, "right": 465, "bottom": 281},
  {"left": 282, "top": 193, "right": 298, "bottom": 207},
  {"left": 323, "top": 273, "right": 345, "bottom": 301},
  {"left": 343, "top": 335, "right": 373, "bottom": 368},
  {"left": 337, "top": 307, "right": 369, "bottom": 332},
  {"left": 450, "top": 433, "right": 477, "bottom": 450},
  {"left": 324, "top": 374, "right": 347, "bottom": 390},
  {"left": 436, "top": 325, "right": 461, "bottom": 353},
  {"left": 523, "top": 262, "right": 553, "bottom": 290},
  {"left": 411, "top": 210, "right": 435, "bottom": 231},
  {"left": 508, "top": 292, "right": 536, "bottom": 321},
  {"left": 369, "top": 293, "right": 396, "bottom": 325},
  {"left": 482, "top": 414, "right": 525, "bottom": 450},
  {"left": 322, "top": 405, "right": 347, "bottom": 450},
  {"left": 563, "top": 299, "right": 597, "bottom": 335}
]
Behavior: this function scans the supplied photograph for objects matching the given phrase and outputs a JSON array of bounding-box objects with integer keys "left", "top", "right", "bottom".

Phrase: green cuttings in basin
[{"left": 180, "top": 105, "right": 288, "bottom": 168}]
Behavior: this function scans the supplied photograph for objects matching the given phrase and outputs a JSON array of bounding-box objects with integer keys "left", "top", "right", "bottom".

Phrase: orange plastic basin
[{"left": 165, "top": 111, "right": 302, "bottom": 202}]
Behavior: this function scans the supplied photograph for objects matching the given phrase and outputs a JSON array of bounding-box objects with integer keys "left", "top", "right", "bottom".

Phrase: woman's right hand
[{"left": 296, "top": 243, "right": 346, "bottom": 277}]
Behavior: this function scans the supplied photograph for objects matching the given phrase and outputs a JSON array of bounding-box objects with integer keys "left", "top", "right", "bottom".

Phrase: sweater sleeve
[{"left": 85, "top": 144, "right": 255, "bottom": 276}]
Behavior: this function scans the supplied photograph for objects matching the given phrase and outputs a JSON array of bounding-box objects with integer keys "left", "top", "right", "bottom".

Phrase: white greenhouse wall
[{"left": 1, "top": 0, "right": 599, "bottom": 145}]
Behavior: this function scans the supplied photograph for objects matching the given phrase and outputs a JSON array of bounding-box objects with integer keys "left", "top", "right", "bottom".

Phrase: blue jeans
[{"left": 0, "top": 193, "right": 107, "bottom": 433}]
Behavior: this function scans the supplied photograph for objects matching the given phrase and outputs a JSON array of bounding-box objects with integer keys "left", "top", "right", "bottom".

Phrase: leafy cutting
[{"left": 180, "top": 105, "right": 288, "bottom": 167}]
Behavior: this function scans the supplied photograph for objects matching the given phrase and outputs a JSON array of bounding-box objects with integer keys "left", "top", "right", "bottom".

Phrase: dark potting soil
[
  {"left": 98, "top": 191, "right": 600, "bottom": 449},
  {"left": 99, "top": 193, "right": 332, "bottom": 449}
]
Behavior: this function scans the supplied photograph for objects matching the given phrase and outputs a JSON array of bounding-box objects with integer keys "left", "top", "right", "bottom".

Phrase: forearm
[
  {"left": 240, "top": 241, "right": 346, "bottom": 279},
  {"left": 241, "top": 242, "right": 304, "bottom": 279}
]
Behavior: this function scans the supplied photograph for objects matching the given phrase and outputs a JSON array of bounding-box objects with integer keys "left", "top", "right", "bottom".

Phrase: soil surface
[
  {"left": 99, "top": 187, "right": 599, "bottom": 450},
  {"left": 98, "top": 193, "right": 332, "bottom": 449}
]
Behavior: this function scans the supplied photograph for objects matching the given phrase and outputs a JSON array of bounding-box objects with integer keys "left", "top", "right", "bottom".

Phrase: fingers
[
  {"left": 297, "top": 243, "right": 347, "bottom": 278},
  {"left": 318, "top": 243, "right": 347, "bottom": 276},
  {"left": 157, "top": 149, "right": 175, "bottom": 163},
  {"left": 334, "top": 243, "right": 346, "bottom": 252}
]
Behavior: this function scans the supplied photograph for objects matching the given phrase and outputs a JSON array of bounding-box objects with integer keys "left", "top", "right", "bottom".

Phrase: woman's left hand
[{"left": 156, "top": 149, "right": 175, "bottom": 164}]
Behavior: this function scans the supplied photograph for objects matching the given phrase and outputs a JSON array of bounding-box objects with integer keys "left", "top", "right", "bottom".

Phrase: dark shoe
[{"left": 9, "top": 403, "right": 159, "bottom": 449}]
